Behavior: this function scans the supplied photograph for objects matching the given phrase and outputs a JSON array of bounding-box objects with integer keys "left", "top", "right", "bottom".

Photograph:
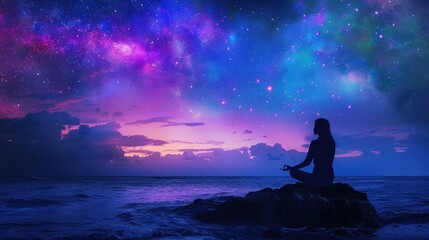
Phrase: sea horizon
[{"left": 2, "top": 175, "right": 429, "bottom": 178}]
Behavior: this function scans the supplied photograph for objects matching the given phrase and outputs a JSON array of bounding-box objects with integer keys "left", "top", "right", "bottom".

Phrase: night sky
[{"left": 0, "top": 0, "right": 428, "bottom": 176}]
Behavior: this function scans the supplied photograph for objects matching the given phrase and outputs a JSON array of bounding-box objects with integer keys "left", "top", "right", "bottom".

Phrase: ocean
[{"left": 0, "top": 176, "right": 428, "bottom": 239}]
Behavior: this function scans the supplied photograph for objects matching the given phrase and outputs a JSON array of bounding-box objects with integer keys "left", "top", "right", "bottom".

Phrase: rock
[
  {"left": 262, "top": 227, "right": 284, "bottom": 239},
  {"left": 178, "top": 182, "right": 380, "bottom": 231}
]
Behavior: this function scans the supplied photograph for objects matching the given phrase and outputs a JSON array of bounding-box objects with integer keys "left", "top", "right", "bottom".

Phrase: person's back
[{"left": 311, "top": 137, "right": 335, "bottom": 185}]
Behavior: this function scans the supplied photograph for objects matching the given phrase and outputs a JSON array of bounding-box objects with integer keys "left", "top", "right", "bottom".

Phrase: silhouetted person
[{"left": 281, "top": 118, "right": 335, "bottom": 187}]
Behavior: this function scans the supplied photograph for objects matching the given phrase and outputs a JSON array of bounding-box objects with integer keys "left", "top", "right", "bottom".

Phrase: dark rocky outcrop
[{"left": 178, "top": 182, "right": 380, "bottom": 231}]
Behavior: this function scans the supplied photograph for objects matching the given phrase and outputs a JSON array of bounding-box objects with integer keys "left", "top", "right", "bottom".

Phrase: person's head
[{"left": 313, "top": 118, "right": 331, "bottom": 136}]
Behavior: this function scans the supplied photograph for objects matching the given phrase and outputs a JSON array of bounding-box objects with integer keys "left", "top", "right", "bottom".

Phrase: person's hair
[{"left": 315, "top": 118, "right": 335, "bottom": 144}]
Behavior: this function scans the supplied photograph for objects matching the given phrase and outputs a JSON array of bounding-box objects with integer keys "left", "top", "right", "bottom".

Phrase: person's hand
[{"left": 280, "top": 164, "right": 293, "bottom": 171}]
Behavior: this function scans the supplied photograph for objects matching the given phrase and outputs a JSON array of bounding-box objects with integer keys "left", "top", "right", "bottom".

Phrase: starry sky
[{"left": 0, "top": 0, "right": 428, "bottom": 176}]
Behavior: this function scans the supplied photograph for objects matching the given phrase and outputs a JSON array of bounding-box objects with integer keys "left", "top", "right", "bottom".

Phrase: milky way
[{"left": 0, "top": 0, "right": 428, "bottom": 175}]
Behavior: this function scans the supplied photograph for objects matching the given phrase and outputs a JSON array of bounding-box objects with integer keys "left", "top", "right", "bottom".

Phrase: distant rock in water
[{"left": 178, "top": 183, "right": 380, "bottom": 231}]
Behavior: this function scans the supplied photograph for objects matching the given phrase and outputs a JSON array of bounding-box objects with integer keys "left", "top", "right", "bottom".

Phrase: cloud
[
  {"left": 332, "top": 132, "right": 429, "bottom": 175},
  {"left": 0, "top": 111, "right": 80, "bottom": 140},
  {"left": 126, "top": 116, "right": 204, "bottom": 127},
  {"left": 78, "top": 117, "right": 108, "bottom": 124},
  {"left": 123, "top": 133, "right": 429, "bottom": 176},
  {"left": 127, "top": 147, "right": 255, "bottom": 175},
  {"left": 125, "top": 149, "right": 156, "bottom": 156},
  {"left": 114, "top": 135, "right": 167, "bottom": 146},
  {"left": 176, "top": 148, "right": 221, "bottom": 153},
  {"left": 161, "top": 122, "right": 204, "bottom": 127},
  {"left": 242, "top": 129, "right": 253, "bottom": 134},
  {"left": 249, "top": 143, "right": 305, "bottom": 161},
  {"left": 0, "top": 112, "right": 283, "bottom": 176},
  {"left": 182, "top": 150, "right": 198, "bottom": 160},
  {"left": 242, "top": 138, "right": 255, "bottom": 142},
  {"left": 249, "top": 133, "right": 429, "bottom": 176},
  {"left": 2, "top": 112, "right": 426, "bottom": 176},
  {"left": 335, "top": 150, "right": 364, "bottom": 158},
  {"left": 63, "top": 123, "right": 168, "bottom": 147},
  {"left": 205, "top": 140, "right": 224, "bottom": 145},
  {"left": 126, "top": 116, "right": 172, "bottom": 125},
  {"left": 184, "top": 122, "right": 204, "bottom": 127},
  {"left": 0, "top": 112, "right": 167, "bottom": 176},
  {"left": 171, "top": 140, "right": 224, "bottom": 145},
  {"left": 125, "top": 144, "right": 306, "bottom": 176}
]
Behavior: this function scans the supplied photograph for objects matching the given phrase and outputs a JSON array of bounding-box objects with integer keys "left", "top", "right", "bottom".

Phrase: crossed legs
[{"left": 290, "top": 169, "right": 332, "bottom": 187}]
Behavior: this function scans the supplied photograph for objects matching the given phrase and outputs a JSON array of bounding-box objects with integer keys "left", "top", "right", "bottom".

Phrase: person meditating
[{"left": 281, "top": 118, "right": 335, "bottom": 187}]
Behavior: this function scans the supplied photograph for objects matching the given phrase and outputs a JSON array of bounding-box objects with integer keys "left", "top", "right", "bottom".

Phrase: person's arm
[
  {"left": 280, "top": 141, "right": 314, "bottom": 171},
  {"left": 291, "top": 141, "right": 314, "bottom": 170}
]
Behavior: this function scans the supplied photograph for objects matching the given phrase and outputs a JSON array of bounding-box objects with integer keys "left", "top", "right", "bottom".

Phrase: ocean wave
[
  {"left": 35, "top": 186, "right": 56, "bottom": 190},
  {"left": 74, "top": 193, "right": 91, "bottom": 199},
  {"left": 59, "top": 229, "right": 149, "bottom": 240},
  {"left": 0, "top": 221, "right": 60, "bottom": 227},
  {"left": 151, "top": 227, "right": 220, "bottom": 239},
  {"left": 5, "top": 198, "right": 63, "bottom": 208},
  {"left": 116, "top": 211, "right": 135, "bottom": 221},
  {"left": 122, "top": 202, "right": 144, "bottom": 209},
  {"left": 383, "top": 212, "right": 429, "bottom": 225}
]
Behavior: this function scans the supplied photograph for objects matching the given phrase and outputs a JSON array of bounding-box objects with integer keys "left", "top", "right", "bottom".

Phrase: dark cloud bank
[
  {"left": 0, "top": 111, "right": 165, "bottom": 176},
  {"left": 1, "top": 112, "right": 428, "bottom": 176},
  {"left": 0, "top": 111, "right": 303, "bottom": 176}
]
